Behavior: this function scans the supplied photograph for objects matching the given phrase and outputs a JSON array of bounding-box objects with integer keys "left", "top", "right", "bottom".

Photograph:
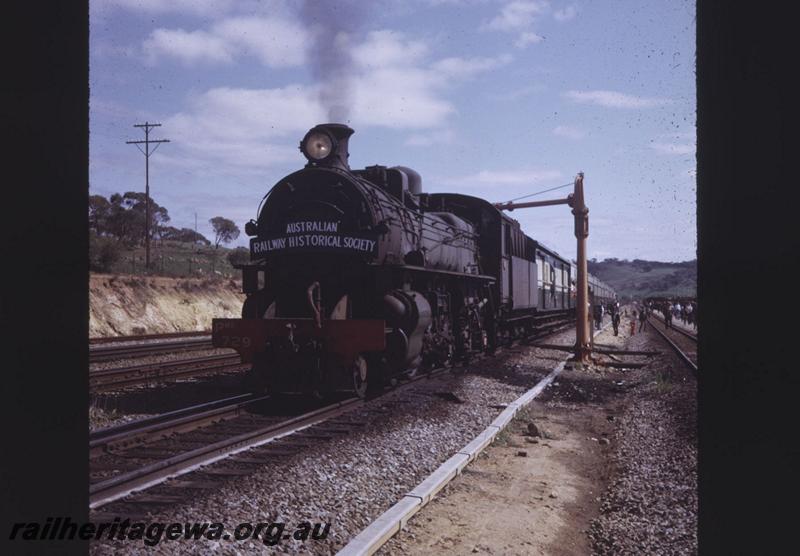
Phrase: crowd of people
[
  {"left": 588, "top": 297, "right": 697, "bottom": 339},
  {"left": 654, "top": 299, "right": 698, "bottom": 330},
  {"left": 597, "top": 298, "right": 698, "bottom": 338}
]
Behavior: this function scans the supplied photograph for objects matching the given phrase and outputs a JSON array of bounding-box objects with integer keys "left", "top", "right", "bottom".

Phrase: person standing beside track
[
  {"left": 664, "top": 303, "right": 673, "bottom": 329},
  {"left": 639, "top": 304, "right": 648, "bottom": 331},
  {"left": 593, "top": 303, "right": 603, "bottom": 330},
  {"left": 612, "top": 305, "right": 621, "bottom": 336}
]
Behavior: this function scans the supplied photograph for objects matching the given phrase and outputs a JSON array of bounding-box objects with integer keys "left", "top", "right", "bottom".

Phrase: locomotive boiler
[{"left": 212, "top": 123, "right": 615, "bottom": 397}]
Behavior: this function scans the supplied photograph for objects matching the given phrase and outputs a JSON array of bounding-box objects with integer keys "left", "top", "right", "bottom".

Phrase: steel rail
[
  {"left": 648, "top": 313, "right": 697, "bottom": 342},
  {"left": 90, "top": 393, "right": 261, "bottom": 456},
  {"left": 89, "top": 396, "right": 361, "bottom": 508},
  {"left": 88, "top": 318, "right": 583, "bottom": 509},
  {"left": 90, "top": 353, "right": 244, "bottom": 391},
  {"left": 90, "top": 330, "right": 211, "bottom": 345},
  {"left": 89, "top": 337, "right": 214, "bottom": 363},
  {"left": 648, "top": 318, "right": 698, "bottom": 376},
  {"left": 89, "top": 361, "right": 464, "bottom": 510}
]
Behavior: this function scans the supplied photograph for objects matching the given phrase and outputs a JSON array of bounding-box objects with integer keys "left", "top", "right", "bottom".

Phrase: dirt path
[{"left": 380, "top": 316, "right": 696, "bottom": 555}]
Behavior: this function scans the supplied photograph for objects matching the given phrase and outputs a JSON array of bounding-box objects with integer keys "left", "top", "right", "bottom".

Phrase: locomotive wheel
[{"left": 352, "top": 355, "right": 369, "bottom": 398}]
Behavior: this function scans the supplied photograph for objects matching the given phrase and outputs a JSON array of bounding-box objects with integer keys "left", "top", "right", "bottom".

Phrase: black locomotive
[{"left": 212, "top": 124, "right": 615, "bottom": 397}]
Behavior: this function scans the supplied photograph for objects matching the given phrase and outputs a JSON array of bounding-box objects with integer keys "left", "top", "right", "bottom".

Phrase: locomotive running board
[{"left": 371, "top": 264, "right": 496, "bottom": 282}]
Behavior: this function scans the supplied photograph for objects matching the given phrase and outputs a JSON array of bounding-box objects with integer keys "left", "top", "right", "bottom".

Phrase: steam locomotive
[{"left": 212, "top": 124, "right": 615, "bottom": 397}]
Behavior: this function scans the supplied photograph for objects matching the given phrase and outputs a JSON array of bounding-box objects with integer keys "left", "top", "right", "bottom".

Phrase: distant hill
[{"left": 587, "top": 258, "right": 696, "bottom": 301}]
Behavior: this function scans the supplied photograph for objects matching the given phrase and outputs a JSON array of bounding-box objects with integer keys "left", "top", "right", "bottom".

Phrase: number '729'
[{"left": 219, "top": 335, "right": 252, "bottom": 348}]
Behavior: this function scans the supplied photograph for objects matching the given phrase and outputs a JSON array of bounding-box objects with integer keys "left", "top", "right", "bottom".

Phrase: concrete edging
[
  {"left": 337, "top": 321, "right": 611, "bottom": 556},
  {"left": 337, "top": 362, "right": 565, "bottom": 556}
]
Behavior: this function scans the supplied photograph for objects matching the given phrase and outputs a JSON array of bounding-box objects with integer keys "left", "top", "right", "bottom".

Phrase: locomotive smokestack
[{"left": 300, "top": 123, "right": 354, "bottom": 171}]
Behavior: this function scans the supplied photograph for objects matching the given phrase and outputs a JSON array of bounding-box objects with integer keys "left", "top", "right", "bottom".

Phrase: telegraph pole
[{"left": 127, "top": 122, "right": 170, "bottom": 270}]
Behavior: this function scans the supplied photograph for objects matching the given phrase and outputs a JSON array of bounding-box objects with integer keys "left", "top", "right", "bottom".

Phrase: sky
[{"left": 90, "top": 0, "right": 696, "bottom": 262}]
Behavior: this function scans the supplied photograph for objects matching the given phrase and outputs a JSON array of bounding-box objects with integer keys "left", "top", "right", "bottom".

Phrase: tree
[
  {"left": 209, "top": 216, "right": 240, "bottom": 248},
  {"left": 89, "top": 233, "right": 122, "bottom": 272},
  {"left": 160, "top": 226, "right": 210, "bottom": 245},
  {"left": 103, "top": 192, "right": 170, "bottom": 247},
  {"left": 88, "top": 195, "right": 111, "bottom": 235},
  {"left": 227, "top": 246, "right": 250, "bottom": 267}
]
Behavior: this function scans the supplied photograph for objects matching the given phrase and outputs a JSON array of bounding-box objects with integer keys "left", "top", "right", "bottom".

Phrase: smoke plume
[{"left": 299, "top": 0, "right": 367, "bottom": 123}]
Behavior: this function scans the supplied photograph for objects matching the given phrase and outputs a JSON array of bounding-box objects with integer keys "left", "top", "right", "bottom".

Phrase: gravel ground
[
  {"left": 88, "top": 328, "right": 583, "bottom": 555},
  {"left": 89, "top": 406, "right": 154, "bottom": 432},
  {"left": 369, "top": 312, "right": 696, "bottom": 556},
  {"left": 588, "top": 326, "right": 697, "bottom": 555}
]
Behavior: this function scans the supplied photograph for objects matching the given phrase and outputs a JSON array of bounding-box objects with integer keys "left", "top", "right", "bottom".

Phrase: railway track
[
  {"left": 90, "top": 330, "right": 211, "bottom": 345},
  {"left": 88, "top": 316, "right": 584, "bottom": 513},
  {"left": 90, "top": 393, "right": 260, "bottom": 458},
  {"left": 90, "top": 353, "right": 245, "bottom": 391},
  {"left": 89, "top": 336, "right": 214, "bottom": 363},
  {"left": 647, "top": 316, "right": 698, "bottom": 375},
  {"left": 89, "top": 379, "right": 439, "bottom": 510},
  {"left": 88, "top": 318, "right": 575, "bottom": 390},
  {"left": 648, "top": 313, "right": 697, "bottom": 342}
]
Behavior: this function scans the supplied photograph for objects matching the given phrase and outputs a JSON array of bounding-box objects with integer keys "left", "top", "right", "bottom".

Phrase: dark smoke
[{"left": 299, "top": 0, "right": 367, "bottom": 123}]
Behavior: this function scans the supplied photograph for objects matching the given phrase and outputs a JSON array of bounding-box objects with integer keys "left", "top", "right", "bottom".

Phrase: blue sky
[{"left": 90, "top": 0, "right": 696, "bottom": 262}]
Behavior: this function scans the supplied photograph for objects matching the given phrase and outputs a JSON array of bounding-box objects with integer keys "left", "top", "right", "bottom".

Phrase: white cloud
[
  {"left": 553, "top": 125, "right": 586, "bottom": 140},
  {"left": 515, "top": 31, "right": 544, "bottom": 48},
  {"left": 483, "top": 1, "right": 549, "bottom": 32},
  {"left": 152, "top": 29, "right": 520, "bottom": 174},
  {"left": 93, "top": 0, "right": 237, "bottom": 17},
  {"left": 650, "top": 142, "right": 695, "bottom": 155},
  {"left": 553, "top": 5, "right": 578, "bottom": 22},
  {"left": 347, "top": 31, "right": 509, "bottom": 128},
  {"left": 430, "top": 54, "right": 513, "bottom": 79},
  {"left": 441, "top": 168, "right": 564, "bottom": 187},
  {"left": 143, "top": 29, "right": 237, "bottom": 66},
  {"left": 142, "top": 17, "right": 307, "bottom": 67},
  {"left": 482, "top": 1, "right": 548, "bottom": 50},
  {"left": 351, "top": 67, "right": 456, "bottom": 129},
  {"left": 563, "top": 90, "right": 672, "bottom": 109},
  {"left": 352, "top": 30, "right": 428, "bottom": 69},
  {"left": 160, "top": 85, "right": 325, "bottom": 174},
  {"left": 213, "top": 17, "right": 308, "bottom": 68}
]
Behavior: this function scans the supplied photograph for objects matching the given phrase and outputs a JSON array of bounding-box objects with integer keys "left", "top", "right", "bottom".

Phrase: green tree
[
  {"left": 160, "top": 226, "right": 210, "bottom": 245},
  {"left": 89, "top": 233, "right": 122, "bottom": 272},
  {"left": 105, "top": 192, "right": 170, "bottom": 246},
  {"left": 227, "top": 246, "right": 250, "bottom": 267},
  {"left": 209, "top": 216, "right": 240, "bottom": 248},
  {"left": 88, "top": 194, "right": 111, "bottom": 235}
]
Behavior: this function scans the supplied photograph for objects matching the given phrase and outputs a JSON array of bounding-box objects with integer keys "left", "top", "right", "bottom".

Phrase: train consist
[{"left": 213, "top": 124, "right": 615, "bottom": 397}]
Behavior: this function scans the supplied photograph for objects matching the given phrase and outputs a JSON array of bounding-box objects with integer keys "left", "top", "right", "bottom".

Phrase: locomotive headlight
[{"left": 302, "top": 131, "right": 334, "bottom": 161}]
